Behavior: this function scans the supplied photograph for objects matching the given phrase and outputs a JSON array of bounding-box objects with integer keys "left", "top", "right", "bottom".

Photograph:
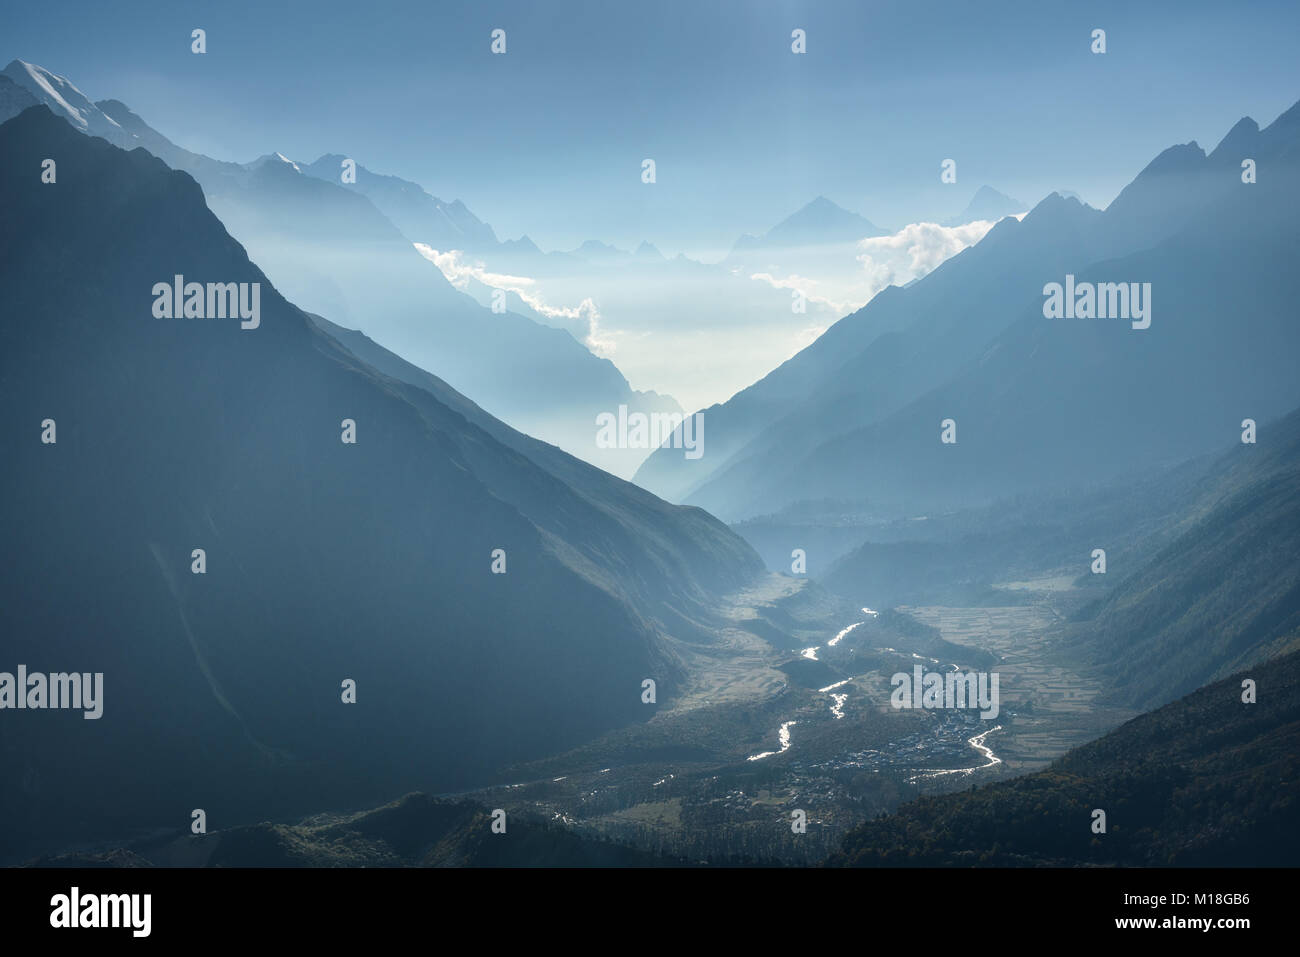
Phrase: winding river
[{"left": 748, "top": 605, "right": 1004, "bottom": 779}]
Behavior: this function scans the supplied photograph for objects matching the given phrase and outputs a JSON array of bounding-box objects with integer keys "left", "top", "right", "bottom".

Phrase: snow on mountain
[
  {"left": 245, "top": 151, "right": 303, "bottom": 172},
  {"left": 1, "top": 59, "right": 130, "bottom": 145}
]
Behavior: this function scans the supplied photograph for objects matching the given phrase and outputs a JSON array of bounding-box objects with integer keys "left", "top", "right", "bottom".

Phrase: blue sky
[{"left": 8, "top": 0, "right": 1300, "bottom": 257}]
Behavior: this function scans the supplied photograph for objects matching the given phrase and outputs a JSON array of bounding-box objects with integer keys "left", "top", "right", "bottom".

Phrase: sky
[{"left": 7, "top": 0, "right": 1300, "bottom": 260}]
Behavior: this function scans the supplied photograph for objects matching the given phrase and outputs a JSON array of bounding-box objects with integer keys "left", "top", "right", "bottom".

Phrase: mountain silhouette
[
  {"left": 731, "top": 195, "right": 885, "bottom": 254},
  {"left": 0, "top": 105, "right": 763, "bottom": 860}
]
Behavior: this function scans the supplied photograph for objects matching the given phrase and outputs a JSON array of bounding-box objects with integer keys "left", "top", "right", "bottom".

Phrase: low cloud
[
  {"left": 748, "top": 272, "right": 856, "bottom": 315},
  {"left": 855, "top": 220, "right": 998, "bottom": 296},
  {"left": 414, "top": 244, "right": 614, "bottom": 356}
]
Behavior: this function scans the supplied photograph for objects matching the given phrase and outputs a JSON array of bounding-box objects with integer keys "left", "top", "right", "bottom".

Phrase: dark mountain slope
[
  {"left": 308, "top": 313, "right": 758, "bottom": 603},
  {"left": 1067, "top": 407, "right": 1300, "bottom": 709},
  {"left": 0, "top": 73, "right": 38, "bottom": 124},
  {"left": 33, "top": 793, "right": 674, "bottom": 867},
  {"left": 830, "top": 650, "right": 1300, "bottom": 866},
  {"left": 0, "top": 106, "right": 761, "bottom": 860}
]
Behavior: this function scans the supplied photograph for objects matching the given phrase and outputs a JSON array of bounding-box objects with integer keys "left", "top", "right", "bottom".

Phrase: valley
[{"left": 416, "top": 565, "right": 1139, "bottom": 864}]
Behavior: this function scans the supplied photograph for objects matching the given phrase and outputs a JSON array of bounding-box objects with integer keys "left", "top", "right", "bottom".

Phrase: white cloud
[
  {"left": 747, "top": 272, "right": 855, "bottom": 315},
  {"left": 855, "top": 220, "right": 998, "bottom": 296},
  {"left": 413, "top": 244, "right": 614, "bottom": 356}
]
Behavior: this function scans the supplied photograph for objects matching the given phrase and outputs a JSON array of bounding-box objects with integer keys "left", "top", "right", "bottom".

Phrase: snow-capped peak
[
  {"left": 2, "top": 59, "right": 125, "bottom": 139},
  {"left": 244, "top": 152, "right": 303, "bottom": 173}
]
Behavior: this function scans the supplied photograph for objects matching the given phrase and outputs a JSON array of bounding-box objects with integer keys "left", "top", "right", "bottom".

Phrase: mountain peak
[
  {"left": 504, "top": 234, "right": 541, "bottom": 254},
  {"left": 1263, "top": 96, "right": 1300, "bottom": 138},
  {"left": 762, "top": 195, "right": 883, "bottom": 246},
  {"left": 1136, "top": 141, "right": 1208, "bottom": 180},
  {"left": 943, "top": 185, "right": 1026, "bottom": 226},
  {"left": 246, "top": 151, "right": 302, "bottom": 173},
  {"left": 1209, "top": 116, "right": 1260, "bottom": 161},
  {"left": 2, "top": 58, "right": 126, "bottom": 141},
  {"left": 574, "top": 239, "right": 627, "bottom": 261}
]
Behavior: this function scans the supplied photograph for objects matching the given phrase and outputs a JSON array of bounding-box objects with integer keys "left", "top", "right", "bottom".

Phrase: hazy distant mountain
[
  {"left": 636, "top": 191, "right": 1108, "bottom": 506},
  {"left": 439, "top": 228, "right": 846, "bottom": 420},
  {"left": 942, "top": 185, "right": 1026, "bottom": 226},
  {"left": 830, "top": 649, "right": 1300, "bottom": 866},
  {"left": 734, "top": 195, "right": 886, "bottom": 251},
  {"left": 93, "top": 96, "right": 247, "bottom": 185},
  {"left": 639, "top": 101, "right": 1300, "bottom": 520},
  {"left": 570, "top": 239, "right": 631, "bottom": 263},
  {"left": 300, "top": 153, "right": 500, "bottom": 252},
  {"left": 244, "top": 151, "right": 303, "bottom": 173},
  {"left": 0, "top": 106, "right": 763, "bottom": 860}
]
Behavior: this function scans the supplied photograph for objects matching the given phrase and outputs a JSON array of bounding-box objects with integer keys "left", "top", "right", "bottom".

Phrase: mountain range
[
  {"left": 637, "top": 101, "right": 1300, "bottom": 524},
  {"left": 0, "top": 59, "right": 678, "bottom": 479}
]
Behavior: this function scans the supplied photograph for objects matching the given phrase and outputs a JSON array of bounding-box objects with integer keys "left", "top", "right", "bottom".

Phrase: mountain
[
  {"left": 738, "top": 195, "right": 886, "bottom": 250},
  {"left": 638, "top": 101, "right": 1300, "bottom": 521},
  {"left": 91, "top": 96, "right": 247, "bottom": 185},
  {"left": 30, "top": 793, "right": 674, "bottom": 867},
  {"left": 2, "top": 59, "right": 132, "bottom": 145},
  {"left": 244, "top": 151, "right": 303, "bottom": 173},
  {"left": 1067, "top": 405, "right": 1300, "bottom": 709},
  {"left": 942, "top": 185, "right": 1026, "bottom": 226},
  {"left": 829, "top": 649, "right": 1300, "bottom": 866},
  {"left": 636, "top": 191, "right": 1108, "bottom": 507},
  {"left": 0, "top": 73, "right": 38, "bottom": 123},
  {"left": 570, "top": 240, "right": 631, "bottom": 263},
  {"left": 305, "top": 312, "right": 747, "bottom": 598},
  {"left": 300, "top": 153, "right": 499, "bottom": 253},
  {"left": 0, "top": 105, "right": 764, "bottom": 860}
]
